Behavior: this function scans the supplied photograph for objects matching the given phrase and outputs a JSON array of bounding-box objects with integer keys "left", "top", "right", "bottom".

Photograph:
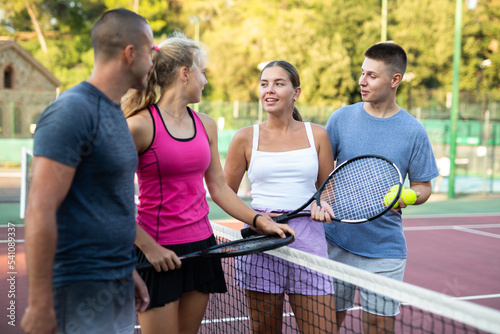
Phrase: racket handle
[
  {"left": 241, "top": 214, "right": 283, "bottom": 237},
  {"left": 136, "top": 262, "right": 153, "bottom": 272},
  {"left": 241, "top": 227, "right": 257, "bottom": 238}
]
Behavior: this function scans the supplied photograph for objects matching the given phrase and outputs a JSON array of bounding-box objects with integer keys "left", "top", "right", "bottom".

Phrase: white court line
[
  {"left": 405, "top": 224, "right": 500, "bottom": 231},
  {"left": 202, "top": 316, "right": 250, "bottom": 324},
  {"left": 0, "top": 239, "right": 24, "bottom": 243},
  {"left": 212, "top": 220, "right": 242, "bottom": 225},
  {"left": 453, "top": 226, "right": 500, "bottom": 239},
  {"left": 0, "top": 172, "right": 21, "bottom": 177},
  {"left": 404, "top": 213, "right": 500, "bottom": 219},
  {"left": 404, "top": 223, "right": 500, "bottom": 238},
  {"left": 201, "top": 312, "right": 295, "bottom": 325}
]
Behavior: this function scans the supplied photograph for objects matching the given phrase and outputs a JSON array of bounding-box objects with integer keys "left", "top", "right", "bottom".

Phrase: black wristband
[{"left": 252, "top": 214, "right": 262, "bottom": 228}]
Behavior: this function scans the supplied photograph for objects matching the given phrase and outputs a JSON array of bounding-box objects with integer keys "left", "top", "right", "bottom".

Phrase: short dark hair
[
  {"left": 364, "top": 42, "right": 407, "bottom": 76},
  {"left": 91, "top": 8, "right": 148, "bottom": 61}
]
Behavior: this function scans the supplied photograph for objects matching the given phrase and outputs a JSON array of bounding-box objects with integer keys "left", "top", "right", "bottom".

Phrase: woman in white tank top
[{"left": 224, "top": 61, "right": 338, "bottom": 334}]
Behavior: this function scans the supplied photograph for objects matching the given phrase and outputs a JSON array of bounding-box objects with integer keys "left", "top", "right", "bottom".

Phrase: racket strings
[{"left": 321, "top": 158, "right": 401, "bottom": 221}]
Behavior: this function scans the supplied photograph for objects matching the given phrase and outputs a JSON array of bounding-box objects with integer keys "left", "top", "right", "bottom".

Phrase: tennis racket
[
  {"left": 135, "top": 233, "right": 295, "bottom": 272},
  {"left": 241, "top": 155, "right": 403, "bottom": 238}
]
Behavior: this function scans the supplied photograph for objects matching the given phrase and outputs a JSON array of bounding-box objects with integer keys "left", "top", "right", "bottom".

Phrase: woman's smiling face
[{"left": 260, "top": 66, "right": 299, "bottom": 115}]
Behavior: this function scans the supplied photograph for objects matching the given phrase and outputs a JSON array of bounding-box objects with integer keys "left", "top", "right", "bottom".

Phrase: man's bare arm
[{"left": 21, "top": 156, "right": 75, "bottom": 334}]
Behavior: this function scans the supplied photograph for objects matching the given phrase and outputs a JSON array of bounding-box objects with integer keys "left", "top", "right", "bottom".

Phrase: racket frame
[
  {"left": 241, "top": 155, "right": 403, "bottom": 237},
  {"left": 317, "top": 155, "right": 403, "bottom": 224},
  {"left": 136, "top": 233, "right": 295, "bottom": 272}
]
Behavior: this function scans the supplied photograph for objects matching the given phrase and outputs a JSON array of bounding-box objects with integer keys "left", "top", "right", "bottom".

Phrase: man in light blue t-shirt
[
  {"left": 313, "top": 42, "right": 439, "bottom": 333},
  {"left": 21, "top": 9, "right": 154, "bottom": 334}
]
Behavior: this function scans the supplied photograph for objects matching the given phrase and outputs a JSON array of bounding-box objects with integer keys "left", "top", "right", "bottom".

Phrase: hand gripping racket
[
  {"left": 241, "top": 155, "right": 403, "bottom": 238},
  {"left": 135, "top": 233, "right": 295, "bottom": 272}
]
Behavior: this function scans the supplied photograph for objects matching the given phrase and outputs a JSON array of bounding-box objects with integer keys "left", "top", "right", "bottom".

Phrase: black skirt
[{"left": 135, "top": 235, "right": 227, "bottom": 309}]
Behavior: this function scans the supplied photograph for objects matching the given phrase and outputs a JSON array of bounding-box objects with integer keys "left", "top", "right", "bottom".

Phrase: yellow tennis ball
[
  {"left": 384, "top": 185, "right": 403, "bottom": 207},
  {"left": 401, "top": 188, "right": 417, "bottom": 205}
]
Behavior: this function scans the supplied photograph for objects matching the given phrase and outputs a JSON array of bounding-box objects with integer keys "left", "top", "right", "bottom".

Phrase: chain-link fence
[
  {"left": 0, "top": 90, "right": 56, "bottom": 139},
  {"left": 196, "top": 90, "right": 500, "bottom": 194},
  {"left": 1, "top": 90, "right": 499, "bottom": 195}
]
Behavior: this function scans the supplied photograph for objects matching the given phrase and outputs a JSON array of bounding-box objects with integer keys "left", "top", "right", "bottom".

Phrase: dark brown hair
[
  {"left": 91, "top": 8, "right": 148, "bottom": 62},
  {"left": 261, "top": 60, "right": 302, "bottom": 122},
  {"left": 364, "top": 42, "right": 407, "bottom": 76}
]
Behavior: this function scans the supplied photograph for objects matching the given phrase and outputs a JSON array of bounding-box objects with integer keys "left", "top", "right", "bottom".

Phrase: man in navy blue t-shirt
[{"left": 21, "top": 9, "right": 155, "bottom": 334}]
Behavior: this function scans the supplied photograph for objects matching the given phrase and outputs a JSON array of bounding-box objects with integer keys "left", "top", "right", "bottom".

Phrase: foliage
[{"left": 1, "top": 0, "right": 499, "bottom": 113}]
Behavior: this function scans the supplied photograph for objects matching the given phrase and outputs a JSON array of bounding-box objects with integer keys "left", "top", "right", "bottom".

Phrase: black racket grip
[
  {"left": 241, "top": 227, "right": 257, "bottom": 238},
  {"left": 136, "top": 262, "right": 153, "bottom": 272},
  {"left": 241, "top": 213, "right": 295, "bottom": 238}
]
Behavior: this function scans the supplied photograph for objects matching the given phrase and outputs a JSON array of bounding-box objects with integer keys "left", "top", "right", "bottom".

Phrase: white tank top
[{"left": 248, "top": 122, "right": 319, "bottom": 211}]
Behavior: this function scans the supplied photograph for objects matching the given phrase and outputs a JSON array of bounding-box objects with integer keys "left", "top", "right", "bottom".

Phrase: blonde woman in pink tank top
[{"left": 121, "top": 32, "right": 294, "bottom": 334}]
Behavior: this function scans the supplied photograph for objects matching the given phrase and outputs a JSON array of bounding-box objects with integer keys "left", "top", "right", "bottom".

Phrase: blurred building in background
[{"left": 0, "top": 38, "right": 60, "bottom": 139}]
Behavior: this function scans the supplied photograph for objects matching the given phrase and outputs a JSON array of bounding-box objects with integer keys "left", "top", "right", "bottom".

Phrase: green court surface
[
  {"left": 1, "top": 202, "right": 24, "bottom": 226},
  {"left": 401, "top": 194, "right": 500, "bottom": 216},
  {"left": 2, "top": 194, "right": 499, "bottom": 226}
]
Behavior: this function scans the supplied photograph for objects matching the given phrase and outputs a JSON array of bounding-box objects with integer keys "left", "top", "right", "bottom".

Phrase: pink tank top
[{"left": 135, "top": 105, "right": 212, "bottom": 245}]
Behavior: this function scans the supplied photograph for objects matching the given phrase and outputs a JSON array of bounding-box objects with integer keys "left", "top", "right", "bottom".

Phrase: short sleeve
[
  {"left": 34, "top": 91, "right": 96, "bottom": 167},
  {"left": 407, "top": 128, "right": 440, "bottom": 183}
]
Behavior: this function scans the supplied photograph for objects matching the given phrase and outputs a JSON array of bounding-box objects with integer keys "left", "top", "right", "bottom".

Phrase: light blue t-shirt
[
  {"left": 34, "top": 82, "right": 138, "bottom": 286},
  {"left": 324, "top": 102, "right": 439, "bottom": 258}
]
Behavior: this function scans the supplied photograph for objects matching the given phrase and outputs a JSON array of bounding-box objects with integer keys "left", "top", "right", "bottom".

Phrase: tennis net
[{"left": 135, "top": 222, "right": 500, "bottom": 334}]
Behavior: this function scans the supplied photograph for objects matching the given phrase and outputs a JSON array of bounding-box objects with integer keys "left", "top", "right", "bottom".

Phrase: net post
[{"left": 20, "top": 147, "right": 33, "bottom": 219}]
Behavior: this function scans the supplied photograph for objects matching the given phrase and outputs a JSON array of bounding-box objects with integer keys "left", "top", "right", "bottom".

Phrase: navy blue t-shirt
[{"left": 34, "top": 82, "right": 138, "bottom": 286}]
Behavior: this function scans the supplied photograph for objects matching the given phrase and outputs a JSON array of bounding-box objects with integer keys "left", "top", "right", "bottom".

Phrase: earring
[{"left": 184, "top": 80, "right": 188, "bottom": 86}]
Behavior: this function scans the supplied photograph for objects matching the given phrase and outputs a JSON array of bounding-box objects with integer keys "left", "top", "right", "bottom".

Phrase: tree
[
  {"left": 25, "top": 1, "right": 47, "bottom": 52},
  {"left": 0, "top": 0, "right": 53, "bottom": 52},
  {"left": 202, "top": 0, "right": 358, "bottom": 105},
  {"left": 3, "top": 0, "right": 498, "bottom": 106}
]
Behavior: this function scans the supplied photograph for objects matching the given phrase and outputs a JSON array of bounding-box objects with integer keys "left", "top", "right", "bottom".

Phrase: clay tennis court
[{"left": 1, "top": 196, "right": 499, "bottom": 333}]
